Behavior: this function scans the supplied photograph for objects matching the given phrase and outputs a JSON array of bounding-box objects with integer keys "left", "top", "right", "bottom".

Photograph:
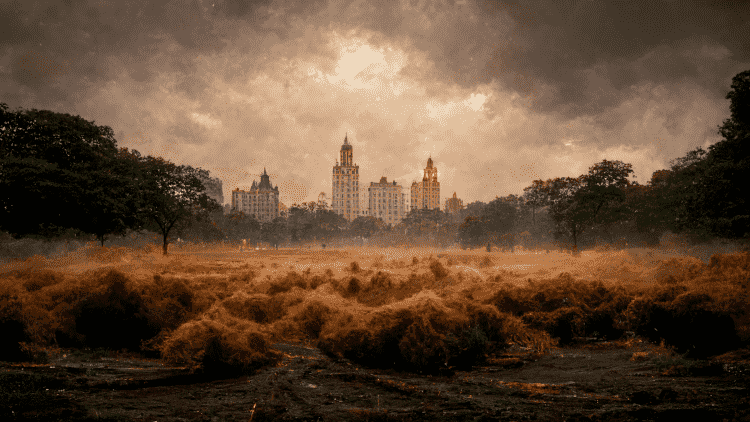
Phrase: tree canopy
[
  {"left": 137, "top": 155, "right": 221, "bottom": 254},
  {"left": 0, "top": 104, "right": 128, "bottom": 239}
]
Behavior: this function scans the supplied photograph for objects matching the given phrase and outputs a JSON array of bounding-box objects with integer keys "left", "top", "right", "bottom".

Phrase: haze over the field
[{"left": 2, "top": 0, "right": 749, "bottom": 206}]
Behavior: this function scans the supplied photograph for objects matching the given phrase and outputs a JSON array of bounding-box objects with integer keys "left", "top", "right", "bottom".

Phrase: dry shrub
[
  {"left": 0, "top": 284, "right": 30, "bottom": 361},
  {"left": 487, "top": 287, "right": 535, "bottom": 316},
  {"left": 160, "top": 318, "right": 280, "bottom": 374},
  {"left": 67, "top": 269, "right": 156, "bottom": 350},
  {"left": 221, "top": 292, "right": 285, "bottom": 324},
  {"left": 346, "top": 277, "right": 362, "bottom": 296},
  {"left": 349, "top": 261, "right": 361, "bottom": 273},
  {"left": 412, "top": 256, "right": 419, "bottom": 265},
  {"left": 369, "top": 271, "right": 393, "bottom": 290},
  {"left": 668, "top": 292, "right": 739, "bottom": 358},
  {"left": 707, "top": 252, "right": 750, "bottom": 272},
  {"left": 19, "top": 270, "right": 64, "bottom": 292},
  {"left": 319, "top": 298, "right": 531, "bottom": 373},
  {"left": 293, "top": 301, "right": 337, "bottom": 339},
  {"left": 267, "top": 271, "right": 307, "bottom": 295},
  {"left": 584, "top": 306, "right": 625, "bottom": 340},
  {"left": 627, "top": 292, "right": 739, "bottom": 358},
  {"left": 499, "top": 313, "right": 554, "bottom": 353},
  {"left": 479, "top": 255, "right": 493, "bottom": 268},
  {"left": 229, "top": 270, "right": 257, "bottom": 283},
  {"left": 429, "top": 260, "right": 449, "bottom": 280},
  {"left": 522, "top": 307, "right": 585, "bottom": 345},
  {"left": 144, "top": 275, "right": 195, "bottom": 332},
  {"left": 309, "top": 275, "right": 327, "bottom": 290}
]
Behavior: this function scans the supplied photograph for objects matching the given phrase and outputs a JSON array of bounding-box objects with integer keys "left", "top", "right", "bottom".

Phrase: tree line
[
  {"left": 2, "top": 70, "right": 747, "bottom": 252},
  {"left": 0, "top": 104, "right": 220, "bottom": 254}
]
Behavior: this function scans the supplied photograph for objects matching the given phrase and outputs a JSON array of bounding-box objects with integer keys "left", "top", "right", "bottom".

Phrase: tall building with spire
[
  {"left": 332, "top": 134, "right": 360, "bottom": 221},
  {"left": 231, "top": 168, "right": 280, "bottom": 223},
  {"left": 410, "top": 157, "right": 440, "bottom": 211}
]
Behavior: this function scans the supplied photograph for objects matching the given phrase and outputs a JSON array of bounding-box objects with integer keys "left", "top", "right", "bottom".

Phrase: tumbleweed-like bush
[{"left": 160, "top": 317, "right": 280, "bottom": 375}]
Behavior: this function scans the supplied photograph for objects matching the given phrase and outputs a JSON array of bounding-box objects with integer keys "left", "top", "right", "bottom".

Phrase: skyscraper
[
  {"left": 368, "top": 176, "right": 406, "bottom": 226},
  {"left": 411, "top": 157, "right": 440, "bottom": 211},
  {"left": 332, "top": 134, "right": 360, "bottom": 221}
]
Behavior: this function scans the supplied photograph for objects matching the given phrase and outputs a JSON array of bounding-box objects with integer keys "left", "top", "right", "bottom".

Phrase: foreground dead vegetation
[{"left": 1, "top": 242, "right": 749, "bottom": 420}]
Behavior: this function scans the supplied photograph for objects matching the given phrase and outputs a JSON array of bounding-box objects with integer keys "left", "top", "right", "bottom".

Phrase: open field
[{"left": 1, "top": 239, "right": 749, "bottom": 421}]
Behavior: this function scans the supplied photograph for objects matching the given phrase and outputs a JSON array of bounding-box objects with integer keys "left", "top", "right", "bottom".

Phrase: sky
[{"left": 2, "top": 0, "right": 749, "bottom": 208}]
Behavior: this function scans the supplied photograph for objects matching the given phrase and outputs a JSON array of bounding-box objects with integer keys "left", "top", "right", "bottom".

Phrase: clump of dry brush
[{"left": 1, "top": 251, "right": 748, "bottom": 374}]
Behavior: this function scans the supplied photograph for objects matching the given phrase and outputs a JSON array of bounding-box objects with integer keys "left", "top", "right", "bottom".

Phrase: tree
[
  {"left": 540, "top": 160, "right": 635, "bottom": 250},
  {"left": 287, "top": 205, "right": 314, "bottom": 242},
  {"left": 310, "top": 209, "right": 347, "bottom": 243},
  {"left": 350, "top": 216, "right": 385, "bottom": 239},
  {"left": 80, "top": 148, "right": 144, "bottom": 246},
  {"left": 481, "top": 197, "right": 519, "bottom": 247},
  {"left": 0, "top": 104, "right": 127, "bottom": 239},
  {"left": 523, "top": 180, "right": 550, "bottom": 227},
  {"left": 696, "top": 69, "right": 750, "bottom": 238},
  {"left": 458, "top": 215, "right": 485, "bottom": 246},
  {"left": 544, "top": 176, "right": 587, "bottom": 250},
  {"left": 261, "top": 217, "right": 287, "bottom": 247},
  {"left": 137, "top": 156, "right": 221, "bottom": 255}
]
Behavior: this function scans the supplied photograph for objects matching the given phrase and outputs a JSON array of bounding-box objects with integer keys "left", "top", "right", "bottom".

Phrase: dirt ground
[
  {"left": 2, "top": 244, "right": 749, "bottom": 421},
  {"left": 3, "top": 339, "right": 749, "bottom": 421}
]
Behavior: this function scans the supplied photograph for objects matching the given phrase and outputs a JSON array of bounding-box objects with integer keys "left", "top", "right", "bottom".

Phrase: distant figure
[
  {"left": 322, "top": 243, "right": 326, "bottom": 249},
  {"left": 241, "top": 239, "right": 247, "bottom": 252},
  {"left": 486, "top": 242, "right": 492, "bottom": 252}
]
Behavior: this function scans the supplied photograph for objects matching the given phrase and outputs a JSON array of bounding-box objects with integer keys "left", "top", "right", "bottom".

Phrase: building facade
[
  {"left": 410, "top": 157, "right": 441, "bottom": 211},
  {"left": 368, "top": 176, "right": 406, "bottom": 226},
  {"left": 332, "top": 134, "right": 360, "bottom": 221},
  {"left": 444, "top": 192, "right": 464, "bottom": 215},
  {"left": 231, "top": 168, "right": 280, "bottom": 223}
]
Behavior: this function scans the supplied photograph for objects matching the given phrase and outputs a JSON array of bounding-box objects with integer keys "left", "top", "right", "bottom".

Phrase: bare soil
[{"left": 3, "top": 340, "right": 749, "bottom": 421}]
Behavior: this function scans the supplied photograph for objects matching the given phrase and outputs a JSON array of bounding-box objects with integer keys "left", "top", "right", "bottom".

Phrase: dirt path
[{"left": 3, "top": 340, "right": 748, "bottom": 421}]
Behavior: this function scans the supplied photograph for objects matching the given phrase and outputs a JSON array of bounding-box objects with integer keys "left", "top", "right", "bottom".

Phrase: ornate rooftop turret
[
  {"left": 258, "top": 168, "right": 273, "bottom": 190},
  {"left": 339, "top": 133, "right": 353, "bottom": 165}
]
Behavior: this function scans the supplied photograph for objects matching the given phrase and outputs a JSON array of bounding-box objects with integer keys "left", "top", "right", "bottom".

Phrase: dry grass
[{"left": 0, "top": 239, "right": 747, "bottom": 373}]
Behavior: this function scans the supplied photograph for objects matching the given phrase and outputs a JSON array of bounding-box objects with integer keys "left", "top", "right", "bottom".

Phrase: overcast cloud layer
[{"left": 2, "top": 0, "right": 749, "bottom": 207}]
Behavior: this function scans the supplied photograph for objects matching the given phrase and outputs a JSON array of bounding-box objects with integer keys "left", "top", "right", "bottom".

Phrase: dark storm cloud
[
  {"left": 481, "top": 0, "right": 750, "bottom": 116},
  {"left": 340, "top": 0, "right": 749, "bottom": 117},
  {"left": 0, "top": 0, "right": 281, "bottom": 98}
]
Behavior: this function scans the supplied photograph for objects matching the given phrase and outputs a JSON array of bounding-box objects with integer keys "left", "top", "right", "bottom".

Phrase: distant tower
[
  {"left": 410, "top": 156, "right": 440, "bottom": 211},
  {"left": 331, "top": 134, "right": 360, "bottom": 221}
]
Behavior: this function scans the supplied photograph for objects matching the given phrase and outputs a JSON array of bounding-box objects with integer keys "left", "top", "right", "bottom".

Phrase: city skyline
[{"left": 2, "top": 1, "right": 749, "bottom": 207}]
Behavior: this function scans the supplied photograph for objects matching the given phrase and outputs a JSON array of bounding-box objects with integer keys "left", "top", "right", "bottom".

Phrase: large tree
[
  {"left": 136, "top": 156, "right": 221, "bottom": 255},
  {"left": 699, "top": 70, "right": 750, "bottom": 238},
  {"left": 80, "top": 148, "right": 144, "bottom": 246},
  {"left": 0, "top": 104, "right": 129, "bottom": 239}
]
